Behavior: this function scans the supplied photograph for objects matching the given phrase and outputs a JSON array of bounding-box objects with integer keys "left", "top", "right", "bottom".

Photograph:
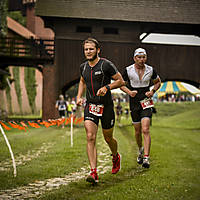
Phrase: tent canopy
[
  {"left": 159, "top": 81, "right": 187, "bottom": 93},
  {"left": 156, "top": 81, "right": 200, "bottom": 97}
]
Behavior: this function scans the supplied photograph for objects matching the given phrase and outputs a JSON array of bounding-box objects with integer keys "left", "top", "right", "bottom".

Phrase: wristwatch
[
  {"left": 152, "top": 89, "right": 156, "bottom": 93},
  {"left": 105, "top": 85, "right": 110, "bottom": 91}
]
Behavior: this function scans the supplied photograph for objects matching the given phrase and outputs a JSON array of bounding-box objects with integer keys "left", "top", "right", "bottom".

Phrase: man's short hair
[{"left": 83, "top": 37, "right": 100, "bottom": 49}]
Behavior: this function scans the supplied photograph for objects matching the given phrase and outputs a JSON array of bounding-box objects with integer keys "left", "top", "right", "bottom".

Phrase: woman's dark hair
[{"left": 82, "top": 37, "right": 100, "bottom": 49}]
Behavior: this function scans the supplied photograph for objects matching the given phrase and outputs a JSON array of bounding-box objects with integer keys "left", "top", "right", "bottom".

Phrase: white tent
[
  {"left": 180, "top": 82, "right": 200, "bottom": 95},
  {"left": 111, "top": 81, "right": 200, "bottom": 95}
]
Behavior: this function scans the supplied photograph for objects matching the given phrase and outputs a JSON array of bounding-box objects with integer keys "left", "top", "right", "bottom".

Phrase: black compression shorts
[
  {"left": 84, "top": 104, "right": 115, "bottom": 129},
  {"left": 130, "top": 108, "right": 152, "bottom": 123},
  {"left": 59, "top": 110, "right": 65, "bottom": 118}
]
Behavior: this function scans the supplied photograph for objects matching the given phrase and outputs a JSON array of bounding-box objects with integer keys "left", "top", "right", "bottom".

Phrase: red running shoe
[
  {"left": 112, "top": 153, "right": 121, "bottom": 174},
  {"left": 86, "top": 168, "right": 98, "bottom": 184}
]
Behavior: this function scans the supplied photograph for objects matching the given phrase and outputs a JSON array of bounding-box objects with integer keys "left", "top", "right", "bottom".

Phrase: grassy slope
[
  {"left": 39, "top": 102, "right": 200, "bottom": 200},
  {"left": 0, "top": 102, "right": 200, "bottom": 199}
]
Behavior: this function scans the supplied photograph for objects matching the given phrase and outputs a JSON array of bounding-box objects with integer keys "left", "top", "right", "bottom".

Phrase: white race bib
[
  {"left": 140, "top": 98, "right": 154, "bottom": 110},
  {"left": 58, "top": 104, "right": 66, "bottom": 111},
  {"left": 89, "top": 104, "right": 104, "bottom": 116}
]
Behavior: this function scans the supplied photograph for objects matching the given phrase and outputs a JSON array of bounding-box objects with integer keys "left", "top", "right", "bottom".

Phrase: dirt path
[
  {"left": 0, "top": 141, "right": 111, "bottom": 199},
  {"left": 0, "top": 142, "right": 54, "bottom": 172}
]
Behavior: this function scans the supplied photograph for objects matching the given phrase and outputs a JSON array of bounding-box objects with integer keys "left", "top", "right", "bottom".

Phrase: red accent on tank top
[{"left": 91, "top": 69, "right": 95, "bottom": 96}]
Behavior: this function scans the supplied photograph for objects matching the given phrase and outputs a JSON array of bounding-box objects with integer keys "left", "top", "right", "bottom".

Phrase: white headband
[{"left": 134, "top": 48, "right": 147, "bottom": 57}]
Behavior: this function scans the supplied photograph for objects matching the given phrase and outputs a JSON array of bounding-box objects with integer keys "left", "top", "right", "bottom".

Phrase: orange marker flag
[
  {"left": 28, "top": 121, "right": 41, "bottom": 128},
  {"left": 0, "top": 121, "right": 11, "bottom": 130},
  {"left": 40, "top": 121, "right": 51, "bottom": 128},
  {"left": 17, "top": 126, "right": 26, "bottom": 131},
  {"left": 56, "top": 119, "right": 60, "bottom": 127},
  {"left": 8, "top": 122, "right": 19, "bottom": 129},
  {"left": 44, "top": 122, "right": 51, "bottom": 128},
  {"left": 20, "top": 121, "right": 28, "bottom": 128},
  {"left": 57, "top": 118, "right": 66, "bottom": 127},
  {"left": 75, "top": 117, "right": 84, "bottom": 125},
  {"left": 48, "top": 119, "right": 57, "bottom": 126},
  {"left": 65, "top": 117, "right": 70, "bottom": 125},
  {"left": 9, "top": 121, "right": 26, "bottom": 131},
  {"left": 20, "top": 121, "right": 29, "bottom": 131}
]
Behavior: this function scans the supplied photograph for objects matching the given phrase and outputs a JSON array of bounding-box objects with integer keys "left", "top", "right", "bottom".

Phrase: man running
[
  {"left": 55, "top": 94, "right": 67, "bottom": 128},
  {"left": 121, "top": 48, "right": 161, "bottom": 168},
  {"left": 76, "top": 38, "right": 125, "bottom": 184}
]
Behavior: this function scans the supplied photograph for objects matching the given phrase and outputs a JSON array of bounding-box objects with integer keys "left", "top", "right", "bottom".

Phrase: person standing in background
[
  {"left": 115, "top": 99, "right": 123, "bottom": 124},
  {"left": 55, "top": 94, "right": 67, "bottom": 128}
]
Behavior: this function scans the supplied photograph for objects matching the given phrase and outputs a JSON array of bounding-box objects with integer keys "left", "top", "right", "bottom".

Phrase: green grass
[{"left": 0, "top": 102, "right": 200, "bottom": 200}]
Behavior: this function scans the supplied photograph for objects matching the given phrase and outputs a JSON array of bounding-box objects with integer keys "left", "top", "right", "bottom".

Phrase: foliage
[
  {"left": 12, "top": 67, "right": 22, "bottom": 113},
  {"left": 8, "top": 11, "right": 26, "bottom": 27},
  {"left": 24, "top": 67, "right": 36, "bottom": 114},
  {"left": 0, "top": 69, "right": 9, "bottom": 90},
  {"left": 5, "top": 81, "right": 12, "bottom": 114},
  {"left": 0, "top": 0, "right": 8, "bottom": 36},
  {"left": 65, "top": 83, "right": 79, "bottom": 99}
]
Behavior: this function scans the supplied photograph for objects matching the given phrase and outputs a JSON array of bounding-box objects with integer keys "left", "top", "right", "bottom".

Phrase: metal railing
[{"left": 0, "top": 37, "right": 55, "bottom": 60}]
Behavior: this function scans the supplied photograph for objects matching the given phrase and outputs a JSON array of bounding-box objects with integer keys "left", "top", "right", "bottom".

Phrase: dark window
[
  {"left": 104, "top": 27, "right": 119, "bottom": 34},
  {"left": 76, "top": 26, "right": 92, "bottom": 33}
]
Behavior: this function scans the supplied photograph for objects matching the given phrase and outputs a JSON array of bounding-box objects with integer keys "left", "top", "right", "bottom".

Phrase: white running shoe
[
  {"left": 142, "top": 156, "right": 150, "bottom": 168},
  {"left": 137, "top": 147, "right": 144, "bottom": 164}
]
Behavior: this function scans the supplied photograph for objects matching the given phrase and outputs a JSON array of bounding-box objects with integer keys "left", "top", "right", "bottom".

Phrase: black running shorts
[
  {"left": 84, "top": 104, "right": 115, "bottom": 129},
  {"left": 59, "top": 110, "right": 65, "bottom": 118},
  {"left": 130, "top": 108, "right": 152, "bottom": 123}
]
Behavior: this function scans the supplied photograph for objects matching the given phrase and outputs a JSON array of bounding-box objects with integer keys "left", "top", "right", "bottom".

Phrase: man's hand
[
  {"left": 76, "top": 97, "right": 83, "bottom": 106},
  {"left": 129, "top": 90, "right": 138, "bottom": 98},
  {"left": 96, "top": 86, "right": 108, "bottom": 96},
  {"left": 145, "top": 90, "right": 154, "bottom": 98}
]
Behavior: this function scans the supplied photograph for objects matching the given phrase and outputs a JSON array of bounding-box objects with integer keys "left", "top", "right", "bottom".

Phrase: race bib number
[
  {"left": 89, "top": 104, "right": 104, "bottom": 116},
  {"left": 58, "top": 104, "right": 66, "bottom": 111},
  {"left": 140, "top": 98, "right": 154, "bottom": 110}
]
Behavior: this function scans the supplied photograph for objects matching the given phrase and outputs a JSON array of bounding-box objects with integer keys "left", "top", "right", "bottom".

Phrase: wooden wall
[
  {"left": 56, "top": 39, "right": 200, "bottom": 90},
  {"left": 42, "top": 18, "right": 200, "bottom": 119}
]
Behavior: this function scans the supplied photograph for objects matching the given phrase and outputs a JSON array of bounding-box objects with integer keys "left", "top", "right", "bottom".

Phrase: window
[
  {"left": 76, "top": 26, "right": 92, "bottom": 33},
  {"left": 104, "top": 27, "right": 119, "bottom": 34}
]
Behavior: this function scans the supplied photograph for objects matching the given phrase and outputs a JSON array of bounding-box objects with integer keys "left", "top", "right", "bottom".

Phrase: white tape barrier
[{"left": 0, "top": 124, "right": 17, "bottom": 177}]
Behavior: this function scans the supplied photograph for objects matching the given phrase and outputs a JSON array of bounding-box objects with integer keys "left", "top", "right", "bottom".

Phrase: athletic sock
[{"left": 91, "top": 168, "right": 97, "bottom": 173}]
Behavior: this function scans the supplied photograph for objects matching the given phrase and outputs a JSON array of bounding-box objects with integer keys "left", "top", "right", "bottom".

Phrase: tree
[{"left": 0, "top": 0, "right": 8, "bottom": 36}]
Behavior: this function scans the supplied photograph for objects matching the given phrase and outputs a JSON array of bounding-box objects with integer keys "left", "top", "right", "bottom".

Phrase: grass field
[{"left": 0, "top": 102, "right": 200, "bottom": 200}]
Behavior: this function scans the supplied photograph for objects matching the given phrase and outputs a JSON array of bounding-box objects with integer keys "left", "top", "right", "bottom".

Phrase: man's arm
[
  {"left": 110, "top": 72, "right": 125, "bottom": 89},
  {"left": 96, "top": 72, "right": 125, "bottom": 96},
  {"left": 145, "top": 77, "right": 161, "bottom": 98},
  {"left": 119, "top": 68, "right": 138, "bottom": 98},
  {"left": 120, "top": 85, "right": 138, "bottom": 98},
  {"left": 76, "top": 76, "right": 86, "bottom": 105},
  {"left": 55, "top": 101, "right": 58, "bottom": 109}
]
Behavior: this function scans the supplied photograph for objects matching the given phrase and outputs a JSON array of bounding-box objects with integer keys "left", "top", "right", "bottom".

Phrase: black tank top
[{"left": 80, "top": 58, "right": 118, "bottom": 105}]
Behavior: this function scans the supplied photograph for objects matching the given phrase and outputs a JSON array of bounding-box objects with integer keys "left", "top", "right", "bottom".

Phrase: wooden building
[
  {"left": 34, "top": 0, "right": 200, "bottom": 119},
  {"left": 6, "top": 0, "right": 200, "bottom": 119}
]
